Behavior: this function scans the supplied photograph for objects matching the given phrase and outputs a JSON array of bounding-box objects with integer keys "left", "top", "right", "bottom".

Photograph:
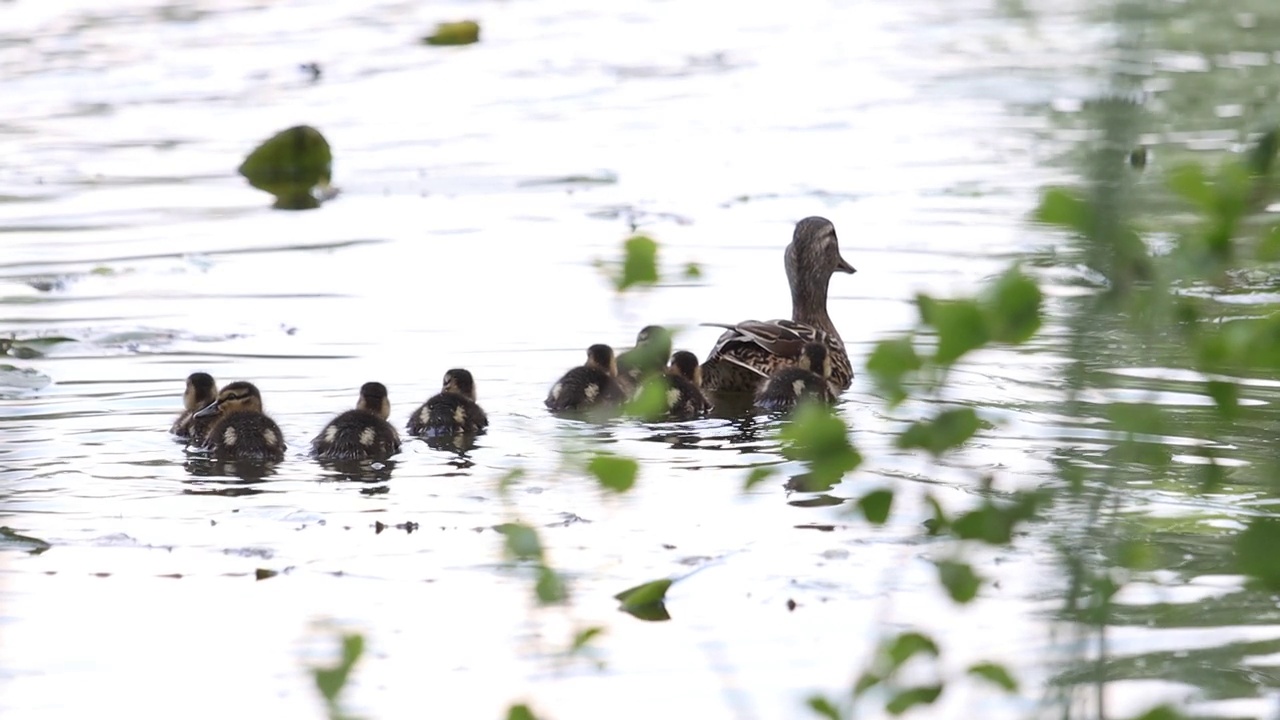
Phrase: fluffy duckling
[
  {"left": 702, "top": 216, "right": 856, "bottom": 392},
  {"left": 170, "top": 372, "right": 218, "bottom": 441},
  {"left": 407, "top": 369, "right": 489, "bottom": 437},
  {"left": 617, "top": 325, "right": 673, "bottom": 394},
  {"left": 754, "top": 342, "right": 840, "bottom": 412},
  {"left": 311, "top": 382, "right": 402, "bottom": 460},
  {"left": 545, "top": 344, "right": 625, "bottom": 412},
  {"left": 662, "top": 350, "right": 712, "bottom": 420},
  {"left": 191, "top": 381, "right": 287, "bottom": 461}
]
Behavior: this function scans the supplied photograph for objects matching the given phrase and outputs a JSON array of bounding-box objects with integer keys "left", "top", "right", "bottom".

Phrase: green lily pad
[
  {"left": 423, "top": 20, "right": 480, "bottom": 46},
  {"left": 0, "top": 527, "right": 51, "bottom": 555},
  {"left": 238, "top": 125, "right": 333, "bottom": 210},
  {"left": 614, "top": 578, "right": 673, "bottom": 620}
]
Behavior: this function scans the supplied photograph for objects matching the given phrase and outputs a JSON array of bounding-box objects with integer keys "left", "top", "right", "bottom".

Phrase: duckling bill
[
  {"left": 545, "top": 344, "right": 625, "bottom": 412},
  {"left": 192, "top": 380, "right": 286, "bottom": 462},
  {"left": 171, "top": 372, "right": 218, "bottom": 442},
  {"left": 312, "top": 382, "right": 401, "bottom": 460},
  {"left": 407, "top": 369, "right": 489, "bottom": 437}
]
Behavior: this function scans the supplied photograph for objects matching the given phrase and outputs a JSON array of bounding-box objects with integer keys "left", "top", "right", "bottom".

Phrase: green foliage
[
  {"left": 918, "top": 296, "right": 989, "bottom": 366},
  {"left": 1129, "top": 706, "right": 1186, "bottom": 720},
  {"left": 623, "top": 376, "right": 669, "bottom": 421},
  {"left": 312, "top": 632, "right": 365, "bottom": 720},
  {"left": 983, "top": 267, "right": 1043, "bottom": 343},
  {"left": 951, "top": 493, "right": 1040, "bottom": 545},
  {"left": 535, "top": 566, "right": 568, "bottom": 604},
  {"left": 614, "top": 578, "right": 672, "bottom": 607},
  {"left": 884, "top": 686, "right": 943, "bottom": 715},
  {"left": 615, "top": 235, "right": 659, "bottom": 291},
  {"left": 777, "top": 403, "right": 862, "bottom": 488},
  {"left": 936, "top": 560, "right": 981, "bottom": 603},
  {"left": 743, "top": 466, "right": 777, "bottom": 490},
  {"left": 805, "top": 695, "right": 842, "bottom": 720},
  {"left": 683, "top": 262, "right": 703, "bottom": 279},
  {"left": 967, "top": 662, "right": 1018, "bottom": 692},
  {"left": 505, "top": 704, "right": 540, "bottom": 720},
  {"left": 570, "top": 626, "right": 604, "bottom": 653},
  {"left": 856, "top": 489, "right": 893, "bottom": 525},
  {"left": 497, "top": 522, "right": 543, "bottom": 562},
  {"left": 1235, "top": 518, "right": 1280, "bottom": 590},
  {"left": 897, "top": 407, "right": 980, "bottom": 457},
  {"left": 865, "top": 337, "right": 921, "bottom": 406},
  {"left": 586, "top": 453, "right": 638, "bottom": 493},
  {"left": 237, "top": 125, "right": 332, "bottom": 210},
  {"left": 422, "top": 20, "right": 480, "bottom": 46}
]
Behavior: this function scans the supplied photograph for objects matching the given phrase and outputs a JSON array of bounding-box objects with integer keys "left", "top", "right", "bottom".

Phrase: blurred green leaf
[
  {"left": 1236, "top": 518, "right": 1280, "bottom": 590},
  {"left": 983, "top": 267, "right": 1042, "bottom": 344},
  {"left": 885, "top": 685, "right": 943, "bottom": 715},
  {"left": 857, "top": 489, "right": 893, "bottom": 525},
  {"left": 570, "top": 626, "right": 604, "bottom": 653},
  {"left": 937, "top": 560, "right": 981, "bottom": 603},
  {"left": 968, "top": 661, "right": 1018, "bottom": 692},
  {"left": 865, "top": 337, "right": 921, "bottom": 406},
  {"left": 1033, "top": 187, "right": 1091, "bottom": 233},
  {"left": 313, "top": 632, "right": 364, "bottom": 707},
  {"left": 1168, "top": 163, "right": 1213, "bottom": 210},
  {"left": 1257, "top": 224, "right": 1280, "bottom": 262},
  {"left": 1205, "top": 380, "right": 1239, "bottom": 420},
  {"left": 624, "top": 376, "right": 669, "bottom": 421},
  {"left": 616, "top": 235, "right": 659, "bottom": 291},
  {"left": 951, "top": 493, "right": 1040, "bottom": 545},
  {"left": 1128, "top": 706, "right": 1186, "bottom": 720},
  {"left": 778, "top": 404, "right": 862, "bottom": 487},
  {"left": 683, "top": 262, "right": 703, "bottom": 279},
  {"left": 853, "top": 671, "right": 881, "bottom": 697},
  {"left": 614, "top": 578, "right": 672, "bottom": 607},
  {"left": 422, "top": 20, "right": 480, "bottom": 46},
  {"left": 587, "top": 454, "right": 639, "bottom": 493},
  {"left": 238, "top": 125, "right": 332, "bottom": 210},
  {"left": 920, "top": 297, "right": 989, "bottom": 365},
  {"left": 806, "top": 696, "right": 842, "bottom": 720},
  {"left": 744, "top": 466, "right": 777, "bottom": 491},
  {"left": 535, "top": 565, "right": 568, "bottom": 605},
  {"left": 886, "top": 631, "right": 939, "bottom": 671},
  {"left": 897, "top": 407, "right": 980, "bottom": 457},
  {"left": 506, "top": 704, "right": 540, "bottom": 720},
  {"left": 496, "top": 522, "right": 543, "bottom": 562}
]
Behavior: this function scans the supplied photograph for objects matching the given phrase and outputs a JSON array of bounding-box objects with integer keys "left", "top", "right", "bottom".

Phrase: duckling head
[
  {"left": 193, "top": 380, "right": 264, "bottom": 419},
  {"left": 668, "top": 350, "right": 702, "bottom": 386},
  {"left": 442, "top": 368, "right": 478, "bottom": 402},
  {"left": 356, "top": 381, "right": 392, "bottom": 420},
  {"left": 798, "top": 342, "right": 831, "bottom": 378},
  {"left": 586, "top": 344, "right": 617, "bottom": 376},
  {"left": 183, "top": 372, "right": 218, "bottom": 412}
]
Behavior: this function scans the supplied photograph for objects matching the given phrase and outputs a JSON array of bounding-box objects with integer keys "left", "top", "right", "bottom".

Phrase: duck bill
[
  {"left": 836, "top": 256, "right": 856, "bottom": 274},
  {"left": 192, "top": 401, "right": 222, "bottom": 419}
]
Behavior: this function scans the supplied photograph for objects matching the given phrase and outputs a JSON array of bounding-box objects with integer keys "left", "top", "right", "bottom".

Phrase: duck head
[
  {"left": 193, "top": 381, "right": 265, "bottom": 419},
  {"left": 183, "top": 372, "right": 218, "bottom": 412},
  {"left": 355, "top": 381, "right": 392, "bottom": 420},
  {"left": 442, "top": 369, "right": 478, "bottom": 402},
  {"left": 785, "top": 217, "right": 855, "bottom": 331}
]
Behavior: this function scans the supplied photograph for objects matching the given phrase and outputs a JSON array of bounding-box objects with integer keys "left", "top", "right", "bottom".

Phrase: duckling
[
  {"left": 407, "top": 369, "right": 489, "bottom": 437},
  {"left": 702, "top": 217, "right": 857, "bottom": 392},
  {"left": 311, "top": 382, "right": 401, "bottom": 460},
  {"left": 170, "top": 372, "right": 218, "bottom": 441},
  {"left": 616, "top": 325, "right": 673, "bottom": 394},
  {"left": 754, "top": 342, "right": 840, "bottom": 412},
  {"left": 662, "top": 350, "right": 712, "bottom": 419},
  {"left": 545, "top": 344, "right": 626, "bottom": 412},
  {"left": 191, "top": 381, "right": 287, "bottom": 461}
]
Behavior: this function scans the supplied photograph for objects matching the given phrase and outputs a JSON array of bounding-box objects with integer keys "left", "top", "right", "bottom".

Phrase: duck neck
[{"left": 790, "top": 276, "right": 840, "bottom": 339}]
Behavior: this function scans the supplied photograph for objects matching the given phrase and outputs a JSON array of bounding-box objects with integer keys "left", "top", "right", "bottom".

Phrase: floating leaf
[
  {"left": 616, "top": 235, "right": 659, "bottom": 291},
  {"left": 897, "top": 407, "right": 980, "bottom": 457},
  {"left": 571, "top": 626, "right": 604, "bottom": 653},
  {"left": 614, "top": 578, "right": 672, "bottom": 607},
  {"left": 885, "top": 685, "right": 943, "bottom": 715},
  {"left": 1033, "top": 187, "right": 1090, "bottom": 233},
  {"left": 683, "top": 262, "right": 703, "bottom": 279},
  {"left": 919, "top": 297, "right": 989, "bottom": 366},
  {"left": 778, "top": 404, "right": 861, "bottom": 488},
  {"left": 0, "top": 526, "right": 51, "bottom": 555},
  {"left": 587, "top": 454, "right": 638, "bottom": 493},
  {"left": 968, "top": 661, "right": 1018, "bottom": 692},
  {"left": 422, "top": 20, "right": 480, "bottom": 46},
  {"left": 857, "top": 489, "right": 893, "bottom": 525},
  {"left": 1205, "top": 380, "right": 1239, "bottom": 420},
  {"left": 313, "top": 632, "right": 364, "bottom": 707},
  {"left": 936, "top": 560, "right": 981, "bottom": 603},
  {"left": 238, "top": 125, "right": 333, "bottom": 210}
]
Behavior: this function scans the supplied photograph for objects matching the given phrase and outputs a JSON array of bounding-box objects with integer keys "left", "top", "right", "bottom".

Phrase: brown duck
[
  {"left": 754, "top": 342, "right": 839, "bottom": 411},
  {"left": 701, "top": 216, "right": 855, "bottom": 393}
]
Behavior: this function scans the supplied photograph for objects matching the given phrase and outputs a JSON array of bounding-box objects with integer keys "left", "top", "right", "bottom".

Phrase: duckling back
[
  {"left": 204, "top": 411, "right": 287, "bottom": 461},
  {"left": 663, "top": 373, "right": 712, "bottom": 419},
  {"left": 754, "top": 367, "right": 837, "bottom": 412},
  {"left": 171, "top": 372, "right": 218, "bottom": 441},
  {"left": 312, "top": 409, "right": 400, "bottom": 460},
  {"left": 407, "top": 393, "right": 488, "bottom": 437},
  {"left": 545, "top": 365, "right": 624, "bottom": 411}
]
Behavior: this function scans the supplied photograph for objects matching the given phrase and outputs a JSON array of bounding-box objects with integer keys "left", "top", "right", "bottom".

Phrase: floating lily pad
[
  {"left": 0, "top": 364, "right": 51, "bottom": 391},
  {"left": 423, "top": 20, "right": 480, "bottom": 46},
  {"left": 238, "top": 125, "right": 333, "bottom": 210},
  {"left": 614, "top": 578, "right": 672, "bottom": 621},
  {"left": 0, "top": 527, "right": 51, "bottom": 555}
]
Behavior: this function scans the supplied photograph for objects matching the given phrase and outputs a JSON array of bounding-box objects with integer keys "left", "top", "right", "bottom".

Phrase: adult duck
[{"left": 701, "top": 216, "right": 855, "bottom": 393}]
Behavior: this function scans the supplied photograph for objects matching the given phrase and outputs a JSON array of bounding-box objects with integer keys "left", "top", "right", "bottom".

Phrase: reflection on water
[{"left": 2, "top": 0, "right": 1277, "bottom": 718}]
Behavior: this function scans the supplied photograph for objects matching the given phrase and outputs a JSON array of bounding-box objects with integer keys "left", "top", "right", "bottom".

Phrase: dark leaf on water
[
  {"left": 587, "top": 454, "right": 638, "bottom": 493},
  {"left": 422, "top": 20, "right": 480, "bottom": 46},
  {"left": 238, "top": 125, "right": 333, "bottom": 210}
]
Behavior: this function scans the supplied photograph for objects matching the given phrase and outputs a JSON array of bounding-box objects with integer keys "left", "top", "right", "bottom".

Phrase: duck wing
[{"left": 702, "top": 319, "right": 823, "bottom": 359}]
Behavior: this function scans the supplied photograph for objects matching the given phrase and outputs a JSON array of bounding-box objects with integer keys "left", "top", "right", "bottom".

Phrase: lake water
[{"left": 3, "top": 1, "right": 1276, "bottom": 718}]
